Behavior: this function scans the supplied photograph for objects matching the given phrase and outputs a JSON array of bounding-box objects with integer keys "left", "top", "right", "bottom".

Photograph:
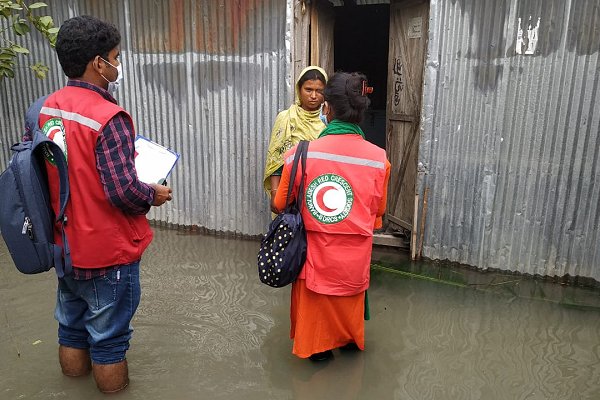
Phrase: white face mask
[
  {"left": 99, "top": 58, "right": 123, "bottom": 95},
  {"left": 319, "top": 102, "right": 329, "bottom": 126}
]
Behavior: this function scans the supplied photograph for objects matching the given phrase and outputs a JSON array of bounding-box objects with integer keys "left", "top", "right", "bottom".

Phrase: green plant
[{"left": 0, "top": 0, "right": 58, "bottom": 79}]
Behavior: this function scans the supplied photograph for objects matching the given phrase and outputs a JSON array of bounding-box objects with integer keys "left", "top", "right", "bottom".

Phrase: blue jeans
[{"left": 54, "top": 261, "right": 141, "bottom": 365}]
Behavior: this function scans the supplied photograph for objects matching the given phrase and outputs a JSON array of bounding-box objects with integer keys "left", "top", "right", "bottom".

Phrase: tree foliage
[{"left": 0, "top": 0, "right": 58, "bottom": 80}]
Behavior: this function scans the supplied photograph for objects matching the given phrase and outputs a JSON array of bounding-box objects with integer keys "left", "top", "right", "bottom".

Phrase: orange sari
[
  {"left": 290, "top": 279, "right": 365, "bottom": 358},
  {"left": 274, "top": 137, "right": 390, "bottom": 358}
]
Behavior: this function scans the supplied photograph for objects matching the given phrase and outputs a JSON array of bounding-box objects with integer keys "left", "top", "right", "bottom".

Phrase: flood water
[{"left": 1, "top": 228, "right": 599, "bottom": 400}]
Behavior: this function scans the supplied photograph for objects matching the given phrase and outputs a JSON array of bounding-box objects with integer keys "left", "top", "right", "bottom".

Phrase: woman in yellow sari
[{"left": 264, "top": 66, "right": 328, "bottom": 211}]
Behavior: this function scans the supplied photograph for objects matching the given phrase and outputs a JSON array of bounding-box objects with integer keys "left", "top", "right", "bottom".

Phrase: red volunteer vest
[
  {"left": 283, "top": 134, "right": 388, "bottom": 296},
  {"left": 39, "top": 86, "right": 153, "bottom": 268}
]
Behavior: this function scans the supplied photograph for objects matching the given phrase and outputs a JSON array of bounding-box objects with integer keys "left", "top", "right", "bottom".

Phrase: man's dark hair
[
  {"left": 297, "top": 68, "right": 327, "bottom": 89},
  {"left": 323, "top": 72, "right": 371, "bottom": 124},
  {"left": 56, "top": 15, "right": 121, "bottom": 78}
]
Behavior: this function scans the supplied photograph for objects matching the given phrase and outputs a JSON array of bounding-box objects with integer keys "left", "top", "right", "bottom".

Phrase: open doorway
[
  {"left": 333, "top": 4, "right": 390, "bottom": 150},
  {"left": 296, "top": 0, "right": 430, "bottom": 252}
]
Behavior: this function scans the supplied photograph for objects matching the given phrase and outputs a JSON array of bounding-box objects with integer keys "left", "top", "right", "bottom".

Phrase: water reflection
[{"left": 0, "top": 228, "right": 599, "bottom": 400}]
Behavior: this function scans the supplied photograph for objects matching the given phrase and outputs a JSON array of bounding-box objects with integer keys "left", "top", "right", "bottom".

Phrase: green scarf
[{"left": 318, "top": 119, "right": 365, "bottom": 139}]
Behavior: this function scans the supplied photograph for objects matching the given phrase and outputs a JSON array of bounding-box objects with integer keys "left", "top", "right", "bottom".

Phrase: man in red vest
[{"left": 39, "top": 16, "right": 172, "bottom": 393}]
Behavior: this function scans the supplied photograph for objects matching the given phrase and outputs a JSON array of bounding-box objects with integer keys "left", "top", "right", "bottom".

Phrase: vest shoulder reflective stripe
[
  {"left": 40, "top": 107, "right": 103, "bottom": 131},
  {"left": 285, "top": 150, "right": 385, "bottom": 170}
]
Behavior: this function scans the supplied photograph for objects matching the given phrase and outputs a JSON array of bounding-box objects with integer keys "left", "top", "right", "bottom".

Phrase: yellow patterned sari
[{"left": 263, "top": 66, "right": 328, "bottom": 193}]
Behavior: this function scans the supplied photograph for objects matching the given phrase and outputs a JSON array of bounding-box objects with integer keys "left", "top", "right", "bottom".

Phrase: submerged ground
[{"left": 1, "top": 228, "right": 599, "bottom": 399}]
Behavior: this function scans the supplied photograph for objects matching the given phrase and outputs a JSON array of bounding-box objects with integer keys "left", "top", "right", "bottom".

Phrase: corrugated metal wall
[
  {"left": 0, "top": 0, "right": 290, "bottom": 236},
  {"left": 3, "top": 0, "right": 599, "bottom": 279},
  {"left": 420, "top": 0, "right": 600, "bottom": 279}
]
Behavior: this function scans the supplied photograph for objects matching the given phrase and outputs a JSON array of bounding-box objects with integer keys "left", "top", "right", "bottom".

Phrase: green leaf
[
  {"left": 0, "top": 52, "right": 16, "bottom": 61},
  {"left": 10, "top": 44, "right": 29, "bottom": 54},
  {"left": 28, "top": 2, "right": 48, "bottom": 9},
  {"left": 46, "top": 26, "right": 58, "bottom": 34},
  {"left": 37, "top": 15, "right": 52, "bottom": 27},
  {"left": 13, "top": 21, "right": 30, "bottom": 35},
  {"left": 30, "top": 63, "right": 48, "bottom": 79},
  {"left": 1, "top": 47, "right": 16, "bottom": 57},
  {"left": 0, "top": 58, "right": 14, "bottom": 69}
]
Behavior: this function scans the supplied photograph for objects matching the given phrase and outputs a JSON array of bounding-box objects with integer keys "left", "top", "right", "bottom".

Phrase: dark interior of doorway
[{"left": 333, "top": 4, "right": 390, "bottom": 150}]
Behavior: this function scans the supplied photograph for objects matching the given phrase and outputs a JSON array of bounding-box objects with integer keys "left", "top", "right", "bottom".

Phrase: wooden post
[
  {"left": 411, "top": 194, "right": 419, "bottom": 260},
  {"left": 417, "top": 187, "right": 429, "bottom": 259}
]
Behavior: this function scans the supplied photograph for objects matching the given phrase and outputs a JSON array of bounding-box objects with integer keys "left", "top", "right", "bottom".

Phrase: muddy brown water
[{"left": 1, "top": 228, "right": 599, "bottom": 400}]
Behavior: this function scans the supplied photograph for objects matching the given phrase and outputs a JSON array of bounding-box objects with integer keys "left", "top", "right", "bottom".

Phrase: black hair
[
  {"left": 56, "top": 15, "right": 121, "bottom": 78},
  {"left": 297, "top": 68, "right": 327, "bottom": 89},
  {"left": 323, "top": 72, "right": 371, "bottom": 124}
]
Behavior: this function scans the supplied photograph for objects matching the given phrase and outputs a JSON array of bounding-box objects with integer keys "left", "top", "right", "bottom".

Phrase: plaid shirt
[{"left": 49, "top": 81, "right": 154, "bottom": 280}]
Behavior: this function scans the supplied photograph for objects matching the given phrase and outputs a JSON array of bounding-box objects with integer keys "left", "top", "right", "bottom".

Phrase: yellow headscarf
[{"left": 263, "top": 66, "right": 328, "bottom": 193}]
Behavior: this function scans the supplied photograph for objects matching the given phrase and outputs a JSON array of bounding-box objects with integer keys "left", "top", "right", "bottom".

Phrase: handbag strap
[
  {"left": 296, "top": 141, "right": 308, "bottom": 213},
  {"left": 285, "top": 140, "right": 308, "bottom": 212}
]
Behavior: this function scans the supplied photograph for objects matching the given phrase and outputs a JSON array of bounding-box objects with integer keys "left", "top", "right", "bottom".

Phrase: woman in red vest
[{"left": 273, "top": 72, "right": 391, "bottom": 361}]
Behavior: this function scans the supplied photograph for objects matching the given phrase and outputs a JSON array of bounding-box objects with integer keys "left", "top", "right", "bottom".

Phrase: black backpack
[{"left": 0, "top": 96, "right": 72, "bottom": 277}]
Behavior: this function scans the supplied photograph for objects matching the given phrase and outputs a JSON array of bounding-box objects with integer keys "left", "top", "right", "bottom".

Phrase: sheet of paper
[{"left": 134, "top": 136, "right": 179, "bottom": 184}]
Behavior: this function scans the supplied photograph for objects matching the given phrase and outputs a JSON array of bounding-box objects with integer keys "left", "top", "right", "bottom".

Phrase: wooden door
[
  {"left": 310, "top": 0, "right": 335, "bottom": 76},
  {"left": 292, "top": 0, "right": 334, "bottom": 92},
  {"left": 292, "top": 0, "right": 310, "bottom": 83},
  {"left": 385, "top": 0, "right": 429, "bottom": 233}
]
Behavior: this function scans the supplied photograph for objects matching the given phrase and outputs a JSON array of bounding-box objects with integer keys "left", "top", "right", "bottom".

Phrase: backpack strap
[
  {"left": 26, "top": 96, "right": 72, "bottom": 278},
  {"left": 46, "top": 139, "right": 72, "bottom": 278},
  {"left": 24, "top": 95, "right": 48, "bottom": 141}
]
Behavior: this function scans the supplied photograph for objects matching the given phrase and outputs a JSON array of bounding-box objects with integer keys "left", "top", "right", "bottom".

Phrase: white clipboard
[{"left": 134, "top": 135, "right": 180, "bottom": 184}]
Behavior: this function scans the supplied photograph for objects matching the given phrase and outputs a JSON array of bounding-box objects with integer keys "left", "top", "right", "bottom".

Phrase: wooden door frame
[
  {"left": 291, "top": 0, "right": 430, "bottom": 250},
  {"left": 385, "top": 0, "right": 430, "bottom": 256},
  {"left": 292, "top": 0, "right": 311, "bottom": 87}
]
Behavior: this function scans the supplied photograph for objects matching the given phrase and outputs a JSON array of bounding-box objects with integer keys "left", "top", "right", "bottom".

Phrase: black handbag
[{"left": 258, "top": 140, "right": 308, "bottom": 288}]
